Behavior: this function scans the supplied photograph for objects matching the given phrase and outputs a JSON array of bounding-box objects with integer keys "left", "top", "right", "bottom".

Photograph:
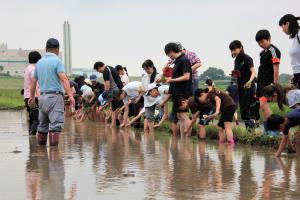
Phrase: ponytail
[
  {"left": 150, "top": 67, "right": 157, "bottom": 83},
  {"left": 279, "top": 14, "right": 300, "bottom": 38}
]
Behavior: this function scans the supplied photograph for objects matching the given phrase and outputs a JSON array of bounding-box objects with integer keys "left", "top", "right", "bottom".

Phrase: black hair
[
  {"left": 255, "top": 29, "right": 271, "bottom": 42},
  {"left": 28, "top": 51, "right": 42, "bottom": 64},
  {"left": 115, "top": 65, "right": 123, "bottom": 71},
  {"left": 266, "top": 114, "right": 285, "bottom": 131},
  {"left": 279, "top": 14, "right": 300, "bottom": 38},
  {"left": 123, "top": 67, "right": 128, "bottom": 76},
  {"left": 261, "top": 83, "right": 285, "bottom": 110},
  {"left": 194, "top": 88, "right": 209, "bottom": 97},
  {"left": 164, "top": 42, "right": 181, "bottom": 54},
  {"left": 205, "top": 79, "right": 214, "bottom": 86},
  {"left": 229, "top": 40, "right": 243, "bottom": 50},
  {"left": 93, "top": 61, "right": 105, "bottom": 70},
  {"left": 142, "top": 59, "right": 157, "bottom": 83}
]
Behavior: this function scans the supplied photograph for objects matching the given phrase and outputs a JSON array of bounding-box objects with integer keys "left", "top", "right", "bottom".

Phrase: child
[
  {"left": 115, "top": 65, "right": 130, "bottom": 86},
  {"left": 195, "top": 88, "right": 236, "bottom": 144},
  {"left": 141, "top": 60, "right": 160, "bottom": 133},
  {"left": 111, "top": 81, "right": 144, "bottom": 127},
  {"left": 267, "top": 108, "right": 300, "bottom": 157},
  {"left": 255, "top": 29, "right": 281, "bottom": 97},
  {"left": 181, "top": 90, "right": 215, "bottom": 139},
  {"left": 226, "top": 78, "right": 239, "bottom": 125},
  {"left": 229, "top": 40, "right": 256, "bottom": 130}
]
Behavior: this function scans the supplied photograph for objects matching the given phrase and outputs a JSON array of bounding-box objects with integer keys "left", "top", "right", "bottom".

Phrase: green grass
[{"left": 0, "top": 76, "right": 24, "bottom": 109}]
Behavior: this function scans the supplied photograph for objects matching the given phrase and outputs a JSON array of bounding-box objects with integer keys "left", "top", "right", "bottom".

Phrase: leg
[
  {"left": 144, "top": 106, "right": 155, "bottom": 134},
  {"left": 198, "top": 125, "right": 206, "bottom": 139},
  {"left": 37, "top": 96, "right": 49, "bottom": 145},
  {"left": 224, "top": 122, "right": 234, "bottom": 143},
  {"left": 218, "top": 127, "right": 226, "bottom": 143},
  {"left": 48, "top": 94, "right": 65, "bottom": 146},
  {"left": 177, "top": 112, "right": 191, "bottom": 137}
]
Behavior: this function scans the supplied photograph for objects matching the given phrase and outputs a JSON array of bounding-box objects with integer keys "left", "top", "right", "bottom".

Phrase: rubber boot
[
  {"left": 49, "top": 132, "right": 60, "bottom": 146},
  {"left": 37, "top": 132, "right": 47, "bottom": 145}
]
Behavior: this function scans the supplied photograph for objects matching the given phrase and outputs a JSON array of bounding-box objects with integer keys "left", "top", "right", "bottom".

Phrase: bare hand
[
  {"left": 28, "top": 97, "right": 35, "bottom": 106},
  {"left": 69, "top": 95, "right": 75, "bottom": 107},
  {"left": 166, "top": 77, "right": 172, "bottom": 84}
]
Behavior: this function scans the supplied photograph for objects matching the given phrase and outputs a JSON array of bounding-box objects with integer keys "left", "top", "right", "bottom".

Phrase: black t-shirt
[
  {"left": 169, "top": 54, "right": 193, "bottom": 98},
  {"left": 207, "top": 90, "right": 236, "bottom": 112},
  {"left": 234, "top": 53, "right": 254, "bottom": 86},
  {"left": 257, "top": 44, "right": 281, "bottom": 84},
  {"left": 102, "top": 66, "right": 123, "bottom": 90},
  {"left": 91, "top": 82, "right": 104, "bottom": 98}
]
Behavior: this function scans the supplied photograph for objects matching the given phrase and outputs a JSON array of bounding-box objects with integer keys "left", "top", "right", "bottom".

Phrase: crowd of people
[{"left": 24, "top": 14, "right": 300, "bottom": 157}]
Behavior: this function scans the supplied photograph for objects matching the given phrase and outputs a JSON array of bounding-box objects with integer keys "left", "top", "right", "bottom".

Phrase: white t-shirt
[
  {"left": 141, "top": 73, "right": 160, "bottom": 107},
  {"left": 122, "top": 81, "right": 142, "bottom": 104},
  {"left": 290, "top": 32, "right": 300, "bottom": 74},
  {"left": 158, "top": 85, "right": 169, "bottom": 98},
  {"left": 121, "top": 74, "right": 130, "bottom": 85}
]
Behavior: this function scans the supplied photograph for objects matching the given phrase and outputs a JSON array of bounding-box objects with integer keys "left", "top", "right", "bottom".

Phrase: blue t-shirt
[{"left": 34, "top": 53, "right": 65, "bottom": 93}]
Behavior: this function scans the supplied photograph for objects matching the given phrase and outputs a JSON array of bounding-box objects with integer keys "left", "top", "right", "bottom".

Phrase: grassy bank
[
  {"left": 156, "top": 122, "right": 282, "bottom": 148},
  {"left": 0, "top": 77, "right": 24, "bottom": 109}
]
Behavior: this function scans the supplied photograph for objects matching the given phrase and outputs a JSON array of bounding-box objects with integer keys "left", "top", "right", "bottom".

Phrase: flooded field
[{"left": 0, "top": 111, "right": 300, "bottom": 200}]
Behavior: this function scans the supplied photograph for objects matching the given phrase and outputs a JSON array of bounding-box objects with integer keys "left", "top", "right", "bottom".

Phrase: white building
[{"left": 0, "top": 43, "right": 45, "bottom": 77}]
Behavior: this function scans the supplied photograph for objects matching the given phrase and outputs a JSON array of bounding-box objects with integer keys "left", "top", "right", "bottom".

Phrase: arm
[
  {"left": 160, "top": 93, "right": 172, "bottom": 107},
  {"left": 104, "top": 80, "right": 110, "bottom": 91},
  {"left": 212, "top": 96, "right": 221, "bottom": 117},
  {"left": 273, "top": 64, "right": 280, "bottom": 83},
  {"left": 58, "top": 73, "right": 75, "bottom": 106},
  {"left": 184, "top": 111, "right": 200, "bottom": 133},
  {"left": 154, "top": 104, "right": 169, "bottom": 128},
  {"left": 191, "top": 63, "right": 201, "bottom": 72},
  {"left": 168, "top": 72, "right": 190, "bottom": 83},
  {"left": 249, "top": 67, "right": 256, "bottom": 82},
  {"left": 29, "top": 77, "right": 38, "bottom": 104},
  {"left": 121, "top": 103, "right": 130, "bottom": 127},
  {"left": 275, "top": 135, "right": 288, "bottom": 157}
]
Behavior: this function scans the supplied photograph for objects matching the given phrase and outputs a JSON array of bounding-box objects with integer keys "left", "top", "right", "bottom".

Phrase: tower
[{"left": 63, "top": 21, "right": 72, "bottom": 75}]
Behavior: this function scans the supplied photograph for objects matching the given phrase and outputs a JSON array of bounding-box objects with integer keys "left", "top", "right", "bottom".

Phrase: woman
[
  {"left": 195, "top": 88, "right": 236, "bottom": 144},
  {"left": 279, "top": 14, "right": 300, "bottom": 88}
]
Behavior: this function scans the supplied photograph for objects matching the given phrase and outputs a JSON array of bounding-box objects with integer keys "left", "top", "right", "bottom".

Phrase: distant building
[
  {"left": 0, "top": 43, "right": 45, "bottom": 77},
  {"left": 63, "top": 21, "right": 72, "bottom": 75},
  {"left": 72, "top": 68, "right": 100, "bottom": 78}
]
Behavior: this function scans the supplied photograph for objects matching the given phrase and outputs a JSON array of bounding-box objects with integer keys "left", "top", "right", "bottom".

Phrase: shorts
[
  {"left": 111, "top": 99, "right": 124, "bottom": 111},
  {"left": 217, "top": 105, "right": 236, "bottom": 129},
  {"left": 145, "top": 105, "right": 155, "bottom": 122},
  {"left": 169, "top": 112, "right": 178, "bottom": 123}
]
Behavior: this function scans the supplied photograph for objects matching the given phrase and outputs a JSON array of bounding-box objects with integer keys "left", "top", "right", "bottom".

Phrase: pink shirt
[{"left": 24, "top": 64, "right": 40, "bottom": 99}]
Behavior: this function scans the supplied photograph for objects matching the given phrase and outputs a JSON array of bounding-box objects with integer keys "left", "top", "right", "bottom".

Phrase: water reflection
[{"left": 1, "top": 111, "right": 300, "bottom": 199}]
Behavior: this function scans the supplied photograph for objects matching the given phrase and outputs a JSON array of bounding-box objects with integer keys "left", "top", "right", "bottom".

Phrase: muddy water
[{"left": 1, "top": 111, "right": 300, "bottom": 200}]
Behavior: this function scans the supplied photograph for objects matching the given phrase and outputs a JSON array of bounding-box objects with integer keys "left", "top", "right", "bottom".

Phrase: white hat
[{"left": 146, "top": 83, "right": 158, "bottom": 95}]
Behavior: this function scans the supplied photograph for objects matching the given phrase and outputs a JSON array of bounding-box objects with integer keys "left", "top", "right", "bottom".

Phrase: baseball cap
[
  {"left": 89, "top": 74, "right": 98, "bottom": 81},
  {"left": 146, "top": 83, "right": 158, "bottom": 95},
  {"left": 46, "top": 38, "right": 60, "bottom": 48},
  {"left": 84, "top": 79, "right": 92, "bottom": 85}
]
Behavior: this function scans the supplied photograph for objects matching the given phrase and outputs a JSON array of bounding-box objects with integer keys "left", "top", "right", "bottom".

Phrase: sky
[{"left": 0, "top": 0, "right": 299, "bottom": 76}]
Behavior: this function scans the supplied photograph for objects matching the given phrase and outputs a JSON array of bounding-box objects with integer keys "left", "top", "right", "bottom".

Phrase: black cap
[{"left": 46, "top": 38, "right": 60, "bottom": 48}]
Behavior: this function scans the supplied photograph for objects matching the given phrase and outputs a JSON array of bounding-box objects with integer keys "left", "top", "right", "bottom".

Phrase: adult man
[
  {"left": 29, "top": 38, "right": 75, "bottom": 146},
  {"left": 24, "top": 51, "right": 42, "bottom": 135},
  {"left": 94, "top": 61, "right": 123, "bottom": 127},
  {"left": 161, "top": 42, "right": 193, "bottom": 136}
]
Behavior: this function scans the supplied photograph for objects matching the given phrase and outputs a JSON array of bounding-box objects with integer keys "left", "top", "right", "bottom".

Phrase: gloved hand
[{"left": 244, "top": 80, "right": 252, "bottom": 88}]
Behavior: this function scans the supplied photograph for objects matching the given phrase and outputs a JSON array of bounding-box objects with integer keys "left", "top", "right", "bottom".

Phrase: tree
[
  {"left": 279, "top": 73, "right": 292, "bottom": 84},
  {"left": 0, "top": 65, "right": 3, "bottom": 73},
  {"left": 199, "top": 67, "right": 226, "bottom": 81}
]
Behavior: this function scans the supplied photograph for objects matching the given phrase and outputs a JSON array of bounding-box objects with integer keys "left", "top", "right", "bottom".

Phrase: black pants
[
  {"left": 238, "top": 86, "right": 256, "bottom": 121},
  {"left": 24, "top": 98, "right": 39, "bottom": 135}
]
